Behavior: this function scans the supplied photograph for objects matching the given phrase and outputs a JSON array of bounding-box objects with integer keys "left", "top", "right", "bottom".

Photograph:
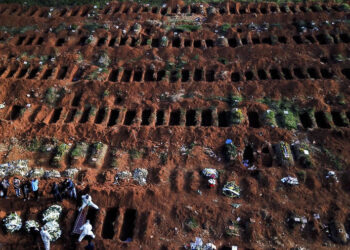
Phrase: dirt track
[{"left": 0, "top": 1, "right": 350, "bottom": 249}]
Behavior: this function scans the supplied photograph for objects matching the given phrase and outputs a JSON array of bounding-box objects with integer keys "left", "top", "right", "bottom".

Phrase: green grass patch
[
  {"left": 226, "top": 94, "right": 243, "bottom": 107},
  {"left": 223, "top": 141, "right": 237, "bottom": 161},
  {"left": 263, "top": 109, "right": 277, "bottom": 127},
  {"left": 87, "top": 67, "right": 108, "bottom": 81},
  {"left": 27, "top": 138, "right": 41, "bottom": 152},
  {"left": 173, "top": 24, "right": 201, "bottom": 32},
  {"left": 45, "top": 87, "right": 65, "bottom": 106},
  {"left": 323, "top": 148, "right": 343, "bottom": 170},
  {"left": 52, "top": 23, "right": 67, "bottom": 34},
  {"left": 71, "top": 146, "right": 82, "bottom": 157},
  {"left": 83, "top": 23, "right": 108, "bottom": 32},
  {"left": 90, "top": 106, "right": 97, "bottom": 116},
  {"left": 102, "top": 89, "right": 110, "bottom": 97},
  {"left": 280, "top": 110, "right": 298, "bottom": 130},
  {"left": 339, "top": 3, "right": 350, "bottom": 11},
  {"left": 220, "top": 23, "right": 231, "bottom": 33},
  {"left": 218, "top": 57, "right": 228, "bottom": 65},
  {"left": 260, "top": 97, "right": 300, "bottom": 130},
  {"left": 231, "top": 108, "right": 244, "bottom": 124},
  {"left": 0, "top": 25, "right": 37, "bottom": 36},
  {"left": 129, "top": 149, "right": 143, "bottom": 160},
  {"left": 159, "top": 152, "right": 168, "bottom": 165},
  {"left": 94, "top": 142, "right": 104, "bottom": 151},
  {"left": 165, "top": 56, "right": 188, "bottom": 71},
  {"left": 185, "top": 217, "right": 198, "bottom": 231},
  {"left": 55, "top": 143, "right": 69, "bottom": 158}
]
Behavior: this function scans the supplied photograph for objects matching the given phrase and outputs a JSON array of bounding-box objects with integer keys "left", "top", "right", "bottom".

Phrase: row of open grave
[
  {"left": 0, "top": 196, "right": 151, "bottom": 246},
  {"left": 0, "top": 203, "right": 226, "bottom": 249},
  {"left": 87, "top": 206, "right": 151, "bottom": 243},
  {"left": 3, "top": 185, "right": 350, "bottom": 249},
  {"left": 7, "top": 28, "right": 350, "bottom": 49},
  {"left": 1, "top": 171, "right": 349, "bottom": 249},
  {"left": 90, "top": 196, "right": 350, "bottom": 246},
  {"left": 3, "top": 143, "right": 347, "bottom": 246},
  {"left": 0, "top": 2, "right": 348, "bottom": 18},
  {"left": 78, "top": 169, "right": 350, "bottom": 246},
  {"left": 0, "top": 62, "right": 349, "bottom": 82},
  {"left": 4, "top": 102, "right": 350, "bottom": 130}
]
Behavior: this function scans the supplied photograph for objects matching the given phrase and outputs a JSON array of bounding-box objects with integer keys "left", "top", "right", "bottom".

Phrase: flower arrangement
[
  {"left": 25, "top": 220, "right": 40, "bottom": 233},
  {"left": 42, "top": 221, "right": 61, "bottom": 242},
  {"left": 133, "top": 168, "right": 148, "bottom": 185},
  {"left": 42, "top": 205, "right": 62, "bottom": 222},
  {"left": 3, "top": 212, "right": 22, "bottom": 233},
  {"left": 222, "top": 181, "right": 241, "bottom": 198}
]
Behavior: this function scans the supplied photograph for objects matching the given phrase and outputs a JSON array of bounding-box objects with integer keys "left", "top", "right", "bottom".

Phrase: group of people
[
  {"left": 1, "top": 177, "right": 39, "bottom": 200},
  {"left": 51, "top": 178, "right": 77, "bottom": 202},
  {"left": 0, "top": 177, "right": 76, "bottom": 202},
  {"left": 1, "top": 175, "right": 98, "bottom": 250}
]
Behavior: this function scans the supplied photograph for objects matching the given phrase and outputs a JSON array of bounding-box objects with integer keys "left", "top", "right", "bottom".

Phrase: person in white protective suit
[
  {"left": 78, "top": 220, "right": 95, "bottom": 242},
  {"left": 78, "top": 194, "right": 99, "bottom": 211},
  {"left": 40, "top": 228, "right": 51, "bottom": 250}
]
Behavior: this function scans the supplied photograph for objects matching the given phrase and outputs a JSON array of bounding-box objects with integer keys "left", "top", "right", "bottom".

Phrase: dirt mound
[{"left": 0, "top": 1, "right": 349, "bottom": 249}]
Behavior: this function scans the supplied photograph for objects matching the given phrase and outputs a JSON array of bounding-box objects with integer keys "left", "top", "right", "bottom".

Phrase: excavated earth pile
[{"left": 0, "top": 1, "right": 349, "bottom": 249}]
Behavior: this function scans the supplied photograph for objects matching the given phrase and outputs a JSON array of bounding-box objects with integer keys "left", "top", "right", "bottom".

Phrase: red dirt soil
[{"left": 0, "top": 1, "right": 350, "bottom": 249}]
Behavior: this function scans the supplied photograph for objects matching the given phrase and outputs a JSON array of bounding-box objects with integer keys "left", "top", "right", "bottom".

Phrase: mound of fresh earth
[{"left": 0, "top": 1, "right": 349, "bottom": 249}]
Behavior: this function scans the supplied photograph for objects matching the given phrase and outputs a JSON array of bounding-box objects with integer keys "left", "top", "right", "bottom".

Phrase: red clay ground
[{"left": 0, "top": 1, "right": 350, "bottom": 249}]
